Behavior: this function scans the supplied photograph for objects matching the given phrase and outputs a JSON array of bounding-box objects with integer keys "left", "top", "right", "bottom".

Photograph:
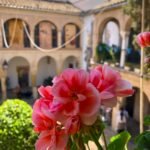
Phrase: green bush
[{"left": 0, "top": 99, "right": 37, "bottom": 150}]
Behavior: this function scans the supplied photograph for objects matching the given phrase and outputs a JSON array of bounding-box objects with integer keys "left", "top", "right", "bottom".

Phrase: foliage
[
  {"left": 134, "top": 115, "right": 150, "bottom": 150},
  {"left": 124, "top": 0, "right": 150, "bottom": 72},
  {"left": 0, "top": 99, "right": 37, "bottom": 150},
  {"left": 96, "top": 43, "right": 121, "bottom": 63},
  {"left": 144, "top": 115, "right": 150, "bottom": 126},
  {"left": 123, "top": 0, "right": 150, "bottom": 32},
  {"left": 43, "top": 76, "right": 53, "bottom": 86},
  {"left": 135, "top": 131, "right": 150, "bottom": 150},
  {"left": 108, "top": 131, "right": 131, "bottom": 150}
]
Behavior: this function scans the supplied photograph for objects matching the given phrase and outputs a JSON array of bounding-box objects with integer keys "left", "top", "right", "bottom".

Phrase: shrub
[{"left": 0, "top": 99, "right": 37, "bottom": 150}]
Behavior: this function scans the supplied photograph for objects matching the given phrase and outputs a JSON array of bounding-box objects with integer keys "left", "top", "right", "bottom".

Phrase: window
[{"left": 34, "top": 21, "right": 57, "bottom": 49}]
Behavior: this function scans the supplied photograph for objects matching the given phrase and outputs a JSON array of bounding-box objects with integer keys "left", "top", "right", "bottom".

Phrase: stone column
[
  {"left": 1, "top": 77, "right": 7, "bottom": 100},
  {"left": 92, "top": 22, "right": 99, "bottom": 62},
  {"left": 0, "top": 22, "right": 2, "bottom": 48},
  {"left": 120, "top": 31, "right": 129, "bottom": 68},
  {"left": 31, "top": 68, "right": 38, "bottom": 99},
  {"left": 58, "top": 30, "right": 62, "bottom": 47},
  {"left": 0, "top": 67, "right": 7, "bottom": 101},
  {"left": 30, "top": 26, "right": 35, "bottom": 48}
]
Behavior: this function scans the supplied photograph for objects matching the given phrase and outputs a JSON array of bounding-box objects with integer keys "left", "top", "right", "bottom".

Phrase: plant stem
[
  {"left": 102, "top": 131, "right": 107, "bottom": 150},
  {"left": 86, "top": 143, "right": 90, "bottom": 150},
  {"left": 90, "top": 130, "right": 103, "bottom": 150}
]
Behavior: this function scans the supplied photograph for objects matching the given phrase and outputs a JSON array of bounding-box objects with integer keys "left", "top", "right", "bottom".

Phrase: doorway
[
  {"left": 17, "top": 66, "right": 29, "bottom": 88},
  {"left": 125, "top": 88, "right": 137, "bottom": 118}
]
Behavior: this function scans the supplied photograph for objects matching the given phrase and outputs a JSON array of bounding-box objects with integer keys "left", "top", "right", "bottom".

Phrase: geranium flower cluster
[{"left": 32, "top": 65, "right": 134, "bottom": 150}]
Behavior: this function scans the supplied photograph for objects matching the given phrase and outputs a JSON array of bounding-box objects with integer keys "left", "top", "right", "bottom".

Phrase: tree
[{"left": 124, "top": 0, "right": 150, "bottom": 74}]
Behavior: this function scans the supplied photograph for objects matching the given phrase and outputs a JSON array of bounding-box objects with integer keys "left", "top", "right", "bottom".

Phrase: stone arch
[
  {"left": 124, "top": 18, "right": 132, "bottom": 32},
  {"left": 34, "top": 20, "right": 58, "bottom": 48},
  {"left": 61, "top": 22, "right": 82, "bottom": 30},
  {"left": 3, "top": 18, "right": 30, "bottom": 48},
  {"left": 7, "top": 56, "right": 30, "bottom": 89},
  {"left": 125, "top": 87, "right": 150, "bottom": 122},
  {"left": 96, "top": 18, "right": 121, "bottom": 62},
  {"left": 36, "top": 56, "right": 57, "bottom": 86},
  {"left": 98, "top": 17, "right": 121, "bottom": 45},
  {"left": 62, "top": 23, "right": 80, "bottom": 48},
  {"left": 63, "top": 56, "right": 79, "bottom": 69}
]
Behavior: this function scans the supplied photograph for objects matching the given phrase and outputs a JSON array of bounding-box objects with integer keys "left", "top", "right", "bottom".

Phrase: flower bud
[
  {"left": 144, "top": 57, "right": 150, "bottom": 64},
  {"left": 137, "top": 32, "right": 150, "bottom": 48}
]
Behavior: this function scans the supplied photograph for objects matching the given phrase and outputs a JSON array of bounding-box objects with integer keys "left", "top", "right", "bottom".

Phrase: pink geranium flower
[
  {"left": 137, "top": 32, "right": 150, "bottom": 48},
  {"left": 51, "top": 69, "right": 100, "bottom": 126},
  {"left": 64, "top": 115, "right": 80, "bottom": 134},
  {"left": 32, "top": 98, "right": 55, "bottom": 132},
  {"left": 33, "top": 86, "right": 69, "bottom": 150},
  {"left": 35, "top": 128, "right": 68, "bottom": 150},
  {"left": 90, "top": 65, "right": 134, "bottom": 107}
]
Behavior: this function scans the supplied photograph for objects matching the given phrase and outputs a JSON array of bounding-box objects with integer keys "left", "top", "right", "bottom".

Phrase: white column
[
  {"left": 82, "top": 15, "right": 95, "bottom": 70},
  {"left": 58, "top": 30, "right": 62, "bottom": 47},
  {"left": 0, "top": 22, "right": 2, "bottom": 48},
  {"left": 1, "top": 77, "right": 7, "bottom": 100},
  {"left": 30, "top": 27, "right": 34, "bottom": 48},
  {"left": 120, "top": 31, "right": 129, "bottom": 68},
  {"left": 0, "top": 67, "right": 7, "bottom": 100},
  {"left": 31, "top": 66, "right": 38, "bottom": 99}
]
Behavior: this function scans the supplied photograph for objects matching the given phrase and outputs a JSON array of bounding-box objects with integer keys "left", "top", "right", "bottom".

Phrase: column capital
[{"left": 120, "top": 31, "right": 130, "bottom": 37}]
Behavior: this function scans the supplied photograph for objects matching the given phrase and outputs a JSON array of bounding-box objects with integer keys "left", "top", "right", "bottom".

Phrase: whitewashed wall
[
  {"left": 7, "top": 57, "right": 29, "bottom": 89},
  {"left": 102, "top": 21, "right": 120, "bottom": 47},
  {"left": 81, "top": 15, "right": 94, "bottom": 70},
  {"left": 63, "top": 56, "right": 78, "bottom": 69},
  {"left": 36, "top": 57, "right": 56, "bottom": 86}
]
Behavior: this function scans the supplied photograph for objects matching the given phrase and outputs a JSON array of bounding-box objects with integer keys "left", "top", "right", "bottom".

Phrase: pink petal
[
  {"left": 61, "top": 69, "right": 89, "bottom": 92},
  {"left": 56, "top": 130, "right": 68, "bottom": 150},
  {"left": 100, "top": 91, "right": 115, "bottom": 100},
  {"left": 89, "top": 69, "right": 102, "bottom": 87},
  {"left": 79, "top": 83, "right": 100, "bottom": 117},
  {"left": 51, "top": 80, "right": 71, "bottom": 103},
  {"left": 143, "top": 32, "right": 150, "bottom": 47},
  {"left": 38, "top": 86, "right": 53, "bottom": 99},
  {"left": 65, "top": 116, "right": 80, "bottom": 134},
  {"left": 80, "top": 113, "right": 98, "bottom": 125},
  {"left": 35, "top": 130, "right": 55, "bottom": 150},
  {"left": 102, "top": 65, "right": 121, "bottom": 82},
  {"left": 64, "top": 101, "right": 79, "bottom": 116},
  {"left": 101, "top": 97, "right": 117, "bottom": 107},
  {"left": 115, "top": 80, "right": 134, "bottom": 97}
]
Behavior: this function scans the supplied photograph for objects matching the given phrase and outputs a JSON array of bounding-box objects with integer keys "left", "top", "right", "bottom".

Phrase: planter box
[
  {"left": 104, "top": 61, "right": 109, "bottom": 65},
  {"left": 124, "top": 66, "right": 131, "bottom": 71},
  {"left": 134, "top": 68, "right": 140, "bottom": 74},
  {"left": 110, "top": 63, "right": 115, "bottom": 67}
]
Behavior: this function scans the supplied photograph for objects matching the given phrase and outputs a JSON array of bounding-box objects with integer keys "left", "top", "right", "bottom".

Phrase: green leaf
[
  {"left": 82, "top": 118, "right": 105, "bottom": 144},
  {"left": 144, "top": 116, "right": 150, "bottom": 126},
  {"left": 135, "top": 131, "right": 150, "bottom": 150},
  {"left": 108, "top": 131, "right": 131, "bottom": 150}
]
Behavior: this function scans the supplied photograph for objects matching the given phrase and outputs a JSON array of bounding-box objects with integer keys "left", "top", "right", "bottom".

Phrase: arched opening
[
  {"left": 124, "top": 87, "right": 150, "bottom": 133},
  {"left": 3, "top": 18, "right": 30, "bottom": 48},
  {"left": 102, "top": 21, "right": 120, "bottom": 47},
  {"left": 63, "top": 56, "right": 79, "bottom": 69},
  {"left": 62, "top": 23, "right": 80, "bottom": 48},
  {"left": 7, "top": 56, "right": 30, "bottom": 89},
  {"left": 97, "top": 19, "right": 121, "bottom": 63},
  {"left": 37, "top": 56, "right": 57, "bottom": 86},
  {"left": 34, "top": 21, "right": 57, "bottom": 49},
  {"left": 126, "top": 28, "right": 140, "bottom": 65}
]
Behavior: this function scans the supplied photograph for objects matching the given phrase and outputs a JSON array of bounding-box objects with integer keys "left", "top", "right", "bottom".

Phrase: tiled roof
[
  {"left": 0, "top": 0, "right": 81, "bottom": 15},
  {"left": 94, "top": 0, "right": 126, "bottom": 11}
]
